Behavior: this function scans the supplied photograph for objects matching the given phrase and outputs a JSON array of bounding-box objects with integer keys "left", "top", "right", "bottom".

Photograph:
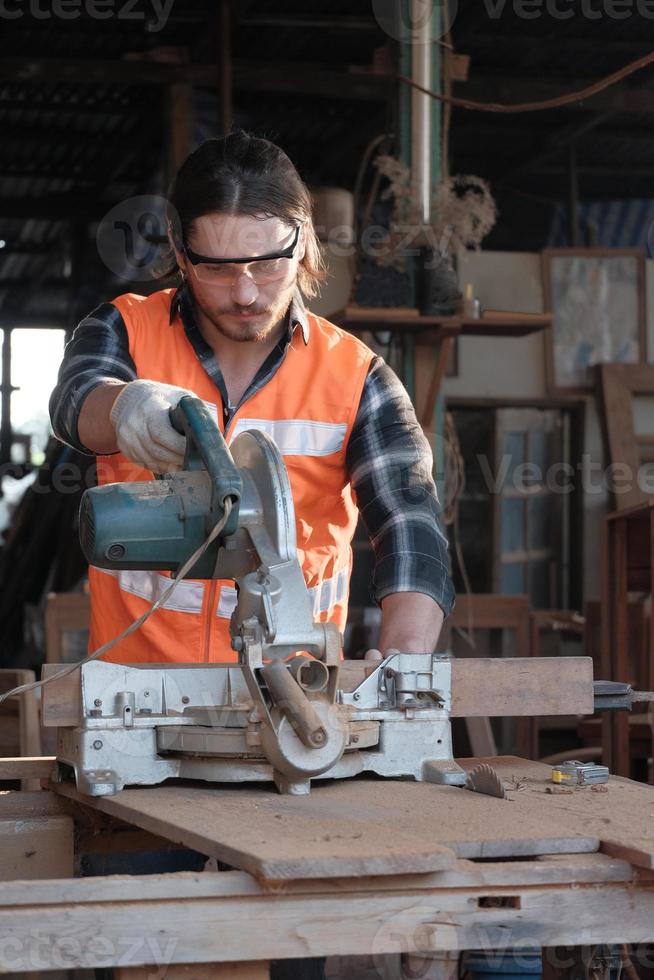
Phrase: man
[{"left": 50, "top": 131, "right": 454, "bottom": 667}]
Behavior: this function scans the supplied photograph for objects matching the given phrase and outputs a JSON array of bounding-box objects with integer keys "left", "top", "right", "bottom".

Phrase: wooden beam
[
  {"left": 0, "top": 58, "right": 211, "bottom": 86},
  {"left": 0, "top": 757, "right": 55, "bottom": 781},
  {"left": 219, "top": 0, "right": 232, "bottom": 136},
  {"left": 0, "top": 59, "right": 391, "bottom": 101},
  {"left": 42, "top": 657, "right": 594, "bottom": 727},
  {"left": 168, "top": 82, "right": 193, "bottom": 175},
  {"left": 0, "top": 815, "right": 73, "bottom": 880},
  {"left": 116, "top": 965, "right": 270, "bottom": 980},
  {"left": 0, "top": 195, "right": 105, "bottom": 219},
  {"left": 451, "top": 656, "right": 594, "bottom": 716},
  {"left": 0, "top": 852, "right": 637, "bottom": 904},
  {"left": 0, "top": 859, "right": 652, "bottom": 972},
  {"left": 419, "top": 335, "right": 454, "bottom": 429},
  {"left": 233, "top": 62, "right": 392, "bottom": 101},
  {"left": 0, "top": 789, "right": 74, "bottom": 820},
  {"left": 55, "top": 756, "right": 654, "bottom": 881},
  {"left": 41, "top": 656, "right": 595, "bottom": 727},
  {"left": 239, "top": 14, "right": 376, "bottom": 29},
  {"left": 598, "top": 364, "right": 650, "bottom": 513},
  {"left": 0, "top": 317, "right": 67, "bottom": 329}
]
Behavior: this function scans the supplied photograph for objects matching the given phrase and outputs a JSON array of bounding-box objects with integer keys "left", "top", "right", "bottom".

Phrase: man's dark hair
[{"left": 165, "top": 131, "right": 326, "bottom": 298}]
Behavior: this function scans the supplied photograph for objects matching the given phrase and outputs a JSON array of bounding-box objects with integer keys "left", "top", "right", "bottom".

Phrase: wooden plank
[
  {"left": 45, "top": 590, "right": 90, "bottom": 663},
  {"left": 41, "top": 656, "right": 595, "bottom": 726},
  {"left": 0, "top": 816, "right": 73, "bottom": 879},
  {"left": 459, "top": 758, "right": 654, "bottom": 872},
  {"left": 50, "top": 755, "right": 652, "bottom": 878},
  {"left": 116, "top": 966, "right": 269, "bottom": 980},
  {"left": 601, "top": 838, "right": 654, "bottom": 870},
  {"left": 419, "top": 335, "right": 453, "bottom": 429},
  {"left": 650, "top": 508, "right": 654, "bottom": 784},
  {"left": 0, "top": 851, "right": 635, "bottom": 908},
  {"left": 464, "top": 716, "right": 497, "bottom": 758},
  {"left": 41, "top": 663, "right": 81, "bottom": 726},
  {"left": 50, "top": 757, "right": 622, "bottom": 880},
  {"left": 449, "top": 593, "right": 530, "bottom": 632},
  {"left": 77, "top": 826, "right": 185, "bottom": 857},
  {"left": 1, "top": 868, "right": 653, "bottom": 971},
  {"left": 605, "top": 517, "right": 632, "bottom": 777},
  {"left": 0, "top": 789, "right": 74, "bottom": 820},
  {"left": 341, "top": 306, "right": 551, "bottom": 337},
  {"left": 53, "top": 780, "right": 457, "bottom": 880},
  {"left": 337, "top": 661, "right": 376, "bottom": 692},
  {"left": 450, "top": 657, "right": 593, "bottom": 717},
  {"left": 169, "top": 82, "right": 193, "bottom": 174},
  {"left": 0, "top": 757, "right": 55, "bottom": 780},
  {"left": 0, "top": 669, "right": 42, "bottom": 791},
  {"left": 598, "top": 364, "right": 649, "bottom": 512}
]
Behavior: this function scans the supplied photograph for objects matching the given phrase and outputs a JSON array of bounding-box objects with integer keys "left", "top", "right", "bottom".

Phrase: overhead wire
[{"left": 397, "top": 49, "right": 654, "bottom": 114}]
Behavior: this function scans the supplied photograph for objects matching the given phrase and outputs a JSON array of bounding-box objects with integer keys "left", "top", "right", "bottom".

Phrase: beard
[{"left": 191, "top": 283, "right": 294, "bottom": 344}]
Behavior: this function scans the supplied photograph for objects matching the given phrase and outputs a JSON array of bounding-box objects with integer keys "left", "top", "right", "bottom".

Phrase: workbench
[{"left": 1, "top": 756, "right": 653, "bottom": 978}]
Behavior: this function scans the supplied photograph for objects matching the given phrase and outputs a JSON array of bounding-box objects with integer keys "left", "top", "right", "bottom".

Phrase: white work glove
[{"left": 110, "top": 379, "right": 194, "bottom": 473}]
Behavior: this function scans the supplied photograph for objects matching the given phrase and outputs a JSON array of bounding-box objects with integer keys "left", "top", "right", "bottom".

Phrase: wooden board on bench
[{"left": 52, "top": 756, "right": 654, "bottom": 882}]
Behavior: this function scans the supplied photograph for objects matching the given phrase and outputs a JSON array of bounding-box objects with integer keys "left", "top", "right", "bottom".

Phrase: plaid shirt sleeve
[
  {"left": 49, "top": 302, "right": 137, "bottom": 454},
  {"left": 346, "top": 356, "right": 455, "bottom": 617}
]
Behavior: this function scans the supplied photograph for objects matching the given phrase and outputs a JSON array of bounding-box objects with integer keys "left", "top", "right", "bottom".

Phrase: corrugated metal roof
[
  {"left": 0, "top": 0, "right": 391, "bottom": 324},
  {"left": 2, "top": 0, "right": 654, "bottom": 306}
]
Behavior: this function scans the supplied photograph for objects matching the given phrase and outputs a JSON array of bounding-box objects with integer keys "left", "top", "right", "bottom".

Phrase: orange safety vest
[{"left": 88, "top": 288, "right": 374, "bottom": 664}]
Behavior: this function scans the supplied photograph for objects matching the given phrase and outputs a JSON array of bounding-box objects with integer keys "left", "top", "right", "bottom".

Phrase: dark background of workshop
[{"left": 1, "top": 0, "right": 653, "bottom": 770}]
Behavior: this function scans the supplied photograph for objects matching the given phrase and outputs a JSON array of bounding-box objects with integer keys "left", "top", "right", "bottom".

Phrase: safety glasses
[{"left": 183, "top": 225, "right": 301, "bottom": 286}]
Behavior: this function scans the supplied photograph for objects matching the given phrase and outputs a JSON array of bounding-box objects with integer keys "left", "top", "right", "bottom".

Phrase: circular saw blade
[{"left": 466, "top": 763, "right": 506, "bottom": 799}]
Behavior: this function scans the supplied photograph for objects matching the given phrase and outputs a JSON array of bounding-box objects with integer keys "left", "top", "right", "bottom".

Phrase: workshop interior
[{"left": 2, "top": 2, "right": 654, "bottom": 979}]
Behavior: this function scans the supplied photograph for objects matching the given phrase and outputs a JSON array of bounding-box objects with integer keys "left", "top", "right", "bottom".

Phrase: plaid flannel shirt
[{"left": 49, "top": 287, "right": 454, "bottom": 616}]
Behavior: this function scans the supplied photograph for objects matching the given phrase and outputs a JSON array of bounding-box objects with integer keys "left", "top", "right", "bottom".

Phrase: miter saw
[
  {"left": 53, "top": 396, "right": 464, "bottom": 796},
  {"left": 50, "top": 397, "right": 648, "bottom": 798}
]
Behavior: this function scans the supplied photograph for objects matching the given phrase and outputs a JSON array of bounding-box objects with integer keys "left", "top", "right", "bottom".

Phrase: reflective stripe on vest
[
  {"left": 97, "top": 566, "right": 350, "bottom": 618},
  {"left": 229, "top": 418, "right": 347, "bottom": 456},
  {"left": 216, "top": 566, "right": 350, "bottom": 619},
  {"left": 200, "top": 402, "right": 347, "bottom": 456}
]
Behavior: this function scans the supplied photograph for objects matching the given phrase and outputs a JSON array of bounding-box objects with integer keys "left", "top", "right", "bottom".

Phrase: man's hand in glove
[{"left": 110, "top": 379, "right": 196, "bottom": 473}]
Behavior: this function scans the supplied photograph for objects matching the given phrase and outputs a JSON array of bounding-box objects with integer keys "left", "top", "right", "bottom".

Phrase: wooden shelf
[
  {"left": 333, "top": 306, "right": 552, "bottom": 429},
  {"left": 461, "top": 310, "right": 552, "bottom": 337},
  {"left": 336, "top": 305, "right": 551, "bottom": 340}
]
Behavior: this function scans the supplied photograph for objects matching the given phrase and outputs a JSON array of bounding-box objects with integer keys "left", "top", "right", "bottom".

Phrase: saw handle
[
  {"left": 170, "top": 396, "right": 242, "bottom": 534},
  {"left": 261, "top": 660, "right": 328, "bottom": 750}
]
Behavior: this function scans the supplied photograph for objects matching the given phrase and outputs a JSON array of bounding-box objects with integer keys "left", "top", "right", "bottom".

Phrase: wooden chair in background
[
  {"left": 581, "top": 592, "right": 651, "bottom": 780},
  {"left": 45, "top": 590, "right": 90, "bottom": 663},
  {"left": 0, "top": 668, "right": 41, "bottom": 791}
]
